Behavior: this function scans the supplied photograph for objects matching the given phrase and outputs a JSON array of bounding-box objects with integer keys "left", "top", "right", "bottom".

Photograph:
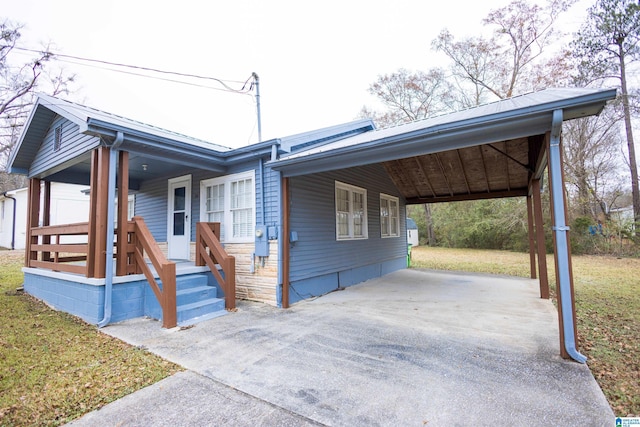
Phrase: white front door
[{"left": 167, "top": 175, "right": 191, "bottom": 260}]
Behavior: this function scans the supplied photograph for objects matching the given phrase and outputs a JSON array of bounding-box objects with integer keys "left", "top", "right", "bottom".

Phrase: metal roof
[
  {"left": 7, "top": 94, "right": 378, "bottom": 183},
  {"left": 269, "top": 87, "right": 617, "bottom": 204},
  {"left": 35, "top": 93, "right": 233, "bottom": 152},
  {"left": 272, "top": 88, "right": 617, "bottom": 175}
]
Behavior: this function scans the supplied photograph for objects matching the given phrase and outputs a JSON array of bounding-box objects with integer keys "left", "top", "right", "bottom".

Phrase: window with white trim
[
  {"left": 380, "top": 194, "right": 399, "bottom": 238},
  {"left": 335, "top": 181, "right": 368, "bottom": 240},
  {"left": 200, "top": 171, "right": 255, "bottom": 243}
]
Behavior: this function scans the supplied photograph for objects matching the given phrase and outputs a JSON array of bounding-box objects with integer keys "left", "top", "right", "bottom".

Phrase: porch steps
[{"left": 144, "top": 273, "right": 227, "bottom": 326}]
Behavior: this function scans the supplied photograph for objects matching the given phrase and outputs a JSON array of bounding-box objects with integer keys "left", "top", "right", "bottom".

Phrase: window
[
  {"left": 335, "top": 181, "right": 368, "bottom": 240},
  {"left": 380, "top": 194, "right": 399, "bottom": 238},
  {"left": 200, "top": 171, "right": 255, "bottom": 243},
  {"left": 0, "top": 200, "right": 4, "bottom": 232}
]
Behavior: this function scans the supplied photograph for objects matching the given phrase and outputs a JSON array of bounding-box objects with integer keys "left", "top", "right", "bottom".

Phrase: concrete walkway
[{"left": 68, "top": 269, "right": 614, "bottom": 426}]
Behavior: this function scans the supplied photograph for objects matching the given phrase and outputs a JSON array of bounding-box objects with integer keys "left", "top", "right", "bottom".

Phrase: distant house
[
  {"left": 406, "top": 218, "right": 419, "bottom": 247},
  {"left": 8, "top": 88, "right": 617, "bottom": 362},
  {"left": 1, "top": 182, "right": 91, "bottom": 250}
]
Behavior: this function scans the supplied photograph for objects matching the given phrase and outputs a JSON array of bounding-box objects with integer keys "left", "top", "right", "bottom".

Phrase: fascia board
[{"left": 272, "top": 113, "right": 553, "bottom": 177}]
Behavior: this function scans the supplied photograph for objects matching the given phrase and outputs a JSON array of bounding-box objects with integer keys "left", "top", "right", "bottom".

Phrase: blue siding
[
  {"left": 288, "top": 164, "right": 407, "bottom": 299},
  {"left": 30, "top": 116, "right": 100, "bottom": 178},
  {"left": 136, "top": 175, "right": 169, "bottom": 241},
  {"left": 263, "top": 165, "right": 281, "bottom": 226}
]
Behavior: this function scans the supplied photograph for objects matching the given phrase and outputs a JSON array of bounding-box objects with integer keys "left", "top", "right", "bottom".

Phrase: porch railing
[
  {"left": 27, "top": 222, "right": 90, "bottom": 275},
  {"left": 128, "top": 216, "right": 177, "bottom": 328},
  {"left": 195, "top": 222, "right": 236, "bottom": 310}
]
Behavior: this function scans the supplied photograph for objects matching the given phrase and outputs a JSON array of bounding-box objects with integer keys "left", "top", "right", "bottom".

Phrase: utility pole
[{"left": 252, "top": 72, "right": 262, "bottom": 142}]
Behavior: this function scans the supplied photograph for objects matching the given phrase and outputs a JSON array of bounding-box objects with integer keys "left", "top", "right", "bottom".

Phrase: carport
[{"left": 271, "top": 87, "right": 618, "bottom": 363}]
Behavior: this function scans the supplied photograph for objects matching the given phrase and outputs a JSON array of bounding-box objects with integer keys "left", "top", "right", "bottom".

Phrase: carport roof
[{"left": 270, "top": 87, "right": 617, "bottom": 204}]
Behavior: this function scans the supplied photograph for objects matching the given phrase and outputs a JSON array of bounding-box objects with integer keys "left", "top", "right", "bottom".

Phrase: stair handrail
[
  {"left": 195, "top": 222, "right": 236, "bottom": 310},
  {"left": 131, "top": 216, "right": 177, "bottom": 328}
]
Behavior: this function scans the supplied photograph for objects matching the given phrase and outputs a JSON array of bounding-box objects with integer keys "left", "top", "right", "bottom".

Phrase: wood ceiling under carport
[{"left": 383, "top": 134, "right": 545, "bottom": 204}]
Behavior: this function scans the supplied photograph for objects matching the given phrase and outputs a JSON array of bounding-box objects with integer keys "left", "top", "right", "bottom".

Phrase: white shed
[{"left": 406, "top": 217, "right": 419, "bottom": 247}]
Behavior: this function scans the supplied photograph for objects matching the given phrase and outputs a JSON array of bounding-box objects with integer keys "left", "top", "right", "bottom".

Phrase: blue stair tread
[
  {"left": 177, "top": 298, "right": 225, "bottom": 311},
  {"left": 177, "top": 285, "right": 217, "bottom": 296}
]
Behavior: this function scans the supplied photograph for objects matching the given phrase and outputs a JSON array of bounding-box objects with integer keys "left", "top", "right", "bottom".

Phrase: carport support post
[
  {"left": 526, "top": 194, "right": 536, "bottom": 279},
  {"left": 547, "top": 110, "right": 585, "bottom": 363},
  {"left": 532, "top": 179, "right": 549, "bottom": 299}
]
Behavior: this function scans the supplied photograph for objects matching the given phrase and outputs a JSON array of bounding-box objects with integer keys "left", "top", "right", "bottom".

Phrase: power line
[
  {"left": 12, "top": 46, "right": 254, "bottom": 94},
  {"left": 58, "top": 57, "right": 254, "bottom": 95}
]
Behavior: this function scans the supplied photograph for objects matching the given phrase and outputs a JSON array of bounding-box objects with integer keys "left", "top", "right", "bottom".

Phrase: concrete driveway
[{"left": 69, "top": 269, "right": 614, "bottom": 426}]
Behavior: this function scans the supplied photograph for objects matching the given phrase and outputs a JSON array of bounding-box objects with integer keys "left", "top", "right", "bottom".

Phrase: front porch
[{"left": 23, "top": 164, "right": 236, "bottom": 328}]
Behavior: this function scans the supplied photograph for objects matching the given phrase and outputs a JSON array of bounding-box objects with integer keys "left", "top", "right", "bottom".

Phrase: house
[
  {"left": 1, "top": 182, "right": 92, "bottom": 250},
  {"left": 406, "top": 218, "right": 419, "bottom": 247},
  {"left": 8, "top": 88, "right": 617, "bottom": 362}
]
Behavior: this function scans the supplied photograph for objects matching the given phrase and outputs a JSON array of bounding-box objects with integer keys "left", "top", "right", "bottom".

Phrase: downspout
[
  {"left": 98, "top": 131, "right": 124, "bottom": 328},
  {"left": 2, "top": 192, "right": 17, "bottom": 250},
  {"left": 271, "top": 142, "right": 284, "bottom": 307},
  {"left": 548, "top": 109, "right": 586, "bottom": 363}
]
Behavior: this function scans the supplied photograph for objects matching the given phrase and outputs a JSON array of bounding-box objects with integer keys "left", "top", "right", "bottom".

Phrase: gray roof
[
  {"left": 271, "top": 87, "right": 617, "bottom": 177},
  {"left": 31, "top": 93, "right": 233, "bottom": 152},
  {"left": 7, "top": 93, "right": 377, "bottom": 182}
]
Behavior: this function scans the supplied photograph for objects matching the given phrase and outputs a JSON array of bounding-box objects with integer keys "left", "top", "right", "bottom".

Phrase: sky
[{"left": 2, "top": 0, "right": 592, "bottom": 148}]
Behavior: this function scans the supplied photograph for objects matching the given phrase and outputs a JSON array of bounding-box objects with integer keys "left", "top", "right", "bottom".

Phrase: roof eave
[{"left": 270, "top": 88, "right": 618, "bottom": 177}]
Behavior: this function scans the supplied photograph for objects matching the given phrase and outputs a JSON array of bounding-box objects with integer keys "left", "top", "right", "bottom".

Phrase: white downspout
[
  {"left": 548, "top": 109, "right": 586, "bottom": 363},
  {"left": 98, "top": 131, "right": 123, "bottom": 328}
]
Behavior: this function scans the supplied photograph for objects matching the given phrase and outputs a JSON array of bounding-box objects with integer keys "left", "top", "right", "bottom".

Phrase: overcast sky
[{"left": 3, "top": 0, "right": 591, "bottom": 148}]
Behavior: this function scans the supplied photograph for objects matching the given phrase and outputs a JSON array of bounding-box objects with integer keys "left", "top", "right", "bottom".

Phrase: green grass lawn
[
  {"left": 411, "top": 246, "right": 640, "bottom": 417},
  {"left": 0, "top": 251, "right": 182, "bottom": 426}
]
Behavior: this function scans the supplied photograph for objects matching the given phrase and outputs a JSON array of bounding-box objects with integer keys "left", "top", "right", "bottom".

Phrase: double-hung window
[
  {"left": 380, "top": 194, "right": 399, "bottom": 238},
  {"left": 335, "top": 181, "right": 368, "bottom": 240},
  {"left": 200, "top": 171, "right": 255, "bottom": 243}
]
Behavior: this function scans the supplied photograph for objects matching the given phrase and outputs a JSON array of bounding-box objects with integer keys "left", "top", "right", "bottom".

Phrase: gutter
[
  {"left": 548, "top": 109, "right": 586, "bottom": 363},
  {"left": 98, "top": 131, "right": 124, "bottom": 328},
  {"left": 2, "top": 192, "right": 17, "bottom": 250}
]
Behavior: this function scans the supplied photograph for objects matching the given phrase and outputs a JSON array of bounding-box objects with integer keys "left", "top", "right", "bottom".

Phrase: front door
[{"left": 167, "top": 175, "right": 191, "bottom": 260}]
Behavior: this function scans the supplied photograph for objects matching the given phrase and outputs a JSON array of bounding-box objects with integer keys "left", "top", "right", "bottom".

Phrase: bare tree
[
  {"left": 572, "top": 0, "right": 640, "bottom": 222},
  {"left": 562, "top": 105, "right": 626, "bottom": 220},
  {"left": 361, "top": 68, "right": 455, "bottom": 128},
  {"left": 432, "top": 0, "right": 575, "bottom": 102},
  {"left": 0, "top": 19, "right": 75, "bottom": 191}
]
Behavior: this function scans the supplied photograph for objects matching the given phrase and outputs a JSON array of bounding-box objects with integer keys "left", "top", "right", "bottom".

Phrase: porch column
[
  {"left": 547, "top": 110, "right": 584, "bottom": 362},
  {"left": 526, "top": 194, "right": 536, "bottom": 279},
  {"left": 42, "top": 181, "right": 52, "bottom": 262},
  {"left": 532, "top": 178, "right": 549, "bottom": 299},
  {"left": 25, "top": 178, "right": 41, "bottom": 267},
  {"left": 87, "top": 146, "right": 110, "bottom": 278},
  {"left": 116, "top": 150, "right": 129, "bottom": 276}
]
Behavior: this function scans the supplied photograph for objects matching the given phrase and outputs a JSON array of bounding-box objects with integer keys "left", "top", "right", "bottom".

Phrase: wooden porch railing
[
  {"left": 195, "top": 222, "right": 236, "bottom": 310},
  {"left": 128, "top": 216, "right": 177, "bottom": 328},
  {"left": 27, "top": 222, "right": 90, "bottom": 275}
]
